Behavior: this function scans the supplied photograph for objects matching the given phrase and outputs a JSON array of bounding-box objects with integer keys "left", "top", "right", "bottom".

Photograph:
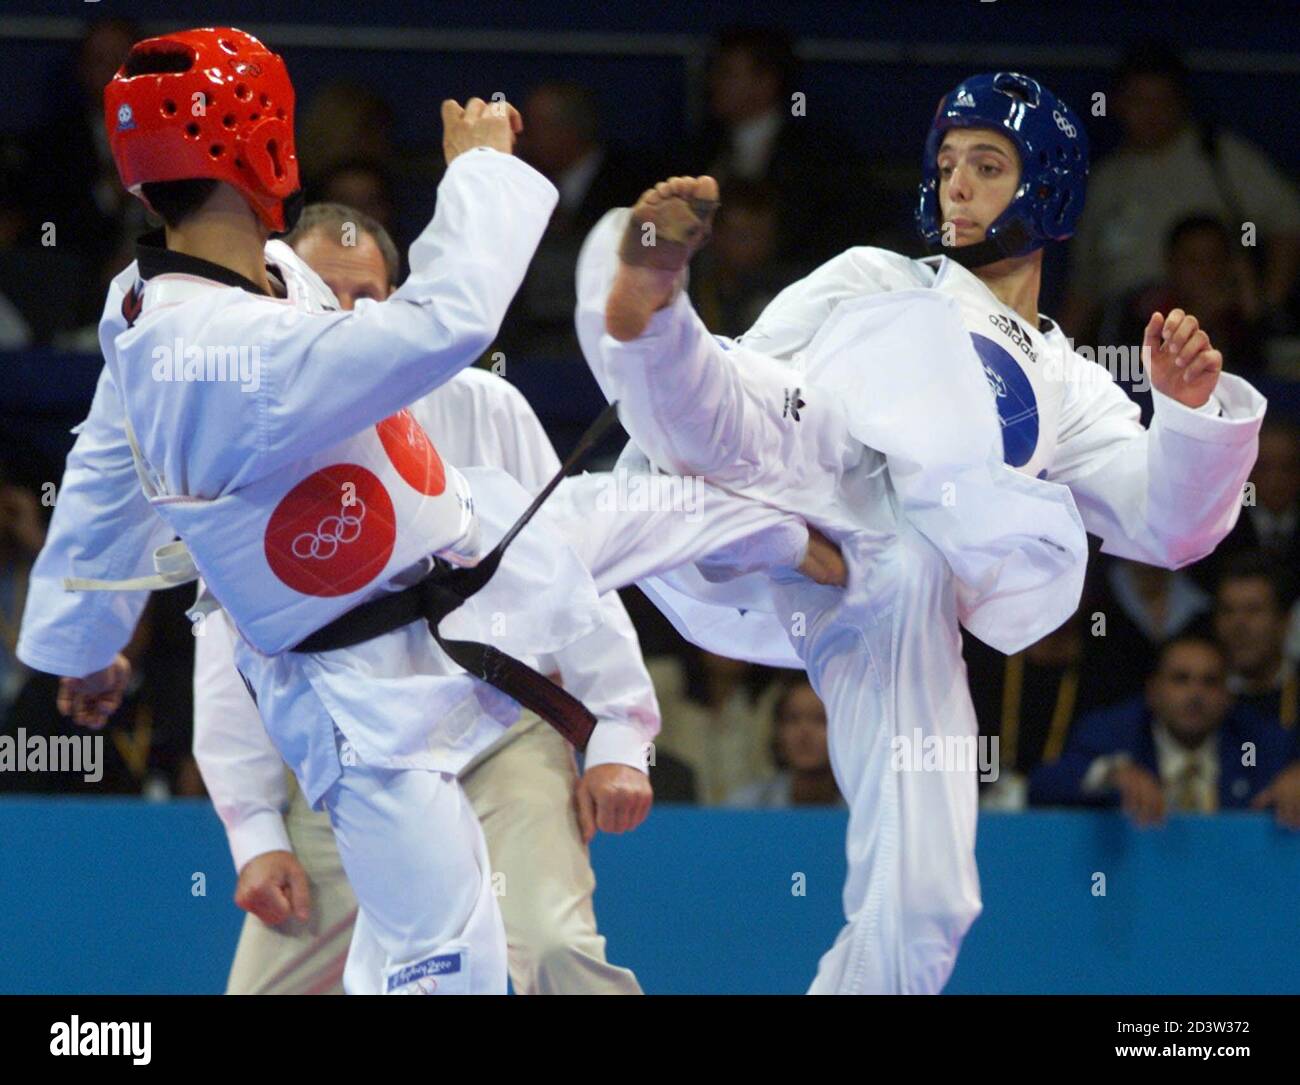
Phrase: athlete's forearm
[{"left": 17, "top": 367, "right": 173, "bottom": 677}]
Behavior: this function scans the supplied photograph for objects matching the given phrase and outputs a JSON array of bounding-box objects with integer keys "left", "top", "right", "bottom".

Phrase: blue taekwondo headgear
[{"left": 916, "top": 71, "right": 1089, "bottom": 269}]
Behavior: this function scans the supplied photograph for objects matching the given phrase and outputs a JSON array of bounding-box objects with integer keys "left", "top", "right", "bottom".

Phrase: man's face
[
  {"left": 775, "top": 683, "right": 830, "bottom": 773},
  {"left": 292, "top": 229, "right": 390, "bottom": 311},
  {"left": 936, "top": 127, "right": 1021, "bottom": 247},
  {"left": 1215, "top": 578, "right": 1284, "bottom": 676},
  {"left": 1146, "top": 642, "right": 1229, "bottom": 746},
  {"left": 1252, "top": 428, "right": 1300, "bottom": 513},
  {"left": 709, "top": 48, "right": 778, "bottom": 123},
  {"left": 518, "top": 88, "right": 587, "bottom": 177},
  {"left": 1114, "top": 73, "right": 1186, "bottom": 149}
]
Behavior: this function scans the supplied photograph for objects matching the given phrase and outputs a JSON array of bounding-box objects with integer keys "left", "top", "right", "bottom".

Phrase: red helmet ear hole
[
  {"left": 249, "top": 112, "right": 260, "bottom": 122},
  {"left": 209, "top": 144, "right": 225, "bottom": 159},
  {"left": 235, "top": 83, "right": 251, "bottom": 101},
  {"left": 260, "top": 93, "right": 271, "bottom": 107},
  {"left": 267, "top": 139, "right": 284, "bottom": 179},
  {"left": 223, "top": 113, "right": 236, "bottom": 128},
  {"left": 162, "top": 99, "right": 177, "bottom": 116},
  {"left": 185, "top": 122, "right": 201, "bottom": 139}
]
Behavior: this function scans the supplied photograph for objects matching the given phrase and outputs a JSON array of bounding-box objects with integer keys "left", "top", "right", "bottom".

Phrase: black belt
[{"left": 291, "top": 402, "right": 622, "bottom": 751}]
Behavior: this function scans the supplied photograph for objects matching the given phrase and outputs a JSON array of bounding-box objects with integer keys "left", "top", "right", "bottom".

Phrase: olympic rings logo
[
  {"left": 291, "top": 498, "right": 368, "bottom": 560},
  {"left": 1052, "top": 110, "right": 1077, "bottom": 139}
]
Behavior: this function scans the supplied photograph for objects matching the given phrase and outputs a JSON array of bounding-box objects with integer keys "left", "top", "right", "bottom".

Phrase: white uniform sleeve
[
  {"left": 735, "top": 246, "right": 927, "bottom": 362},
  {"left": 129, "top": 149, "right": 558, "bottom": 493},
  {"left": 475, "top": 379, "right": 664, "bottom": 773},
  {"left": 548, "top": 472, "right": 810, "bottom": 599},
  {"left": 545, "top": 592, "right": 662, "bottom": 772},
  {"left": 1047, "top": 353, "right": 1267, "bottom": 568},
  {"left": 192, "top": 610, "right": 292, "bottom": 872},
  {"left": 576, "top": 209, "right": 861, "bottom": 512},
  {"left": 16, "top": 364, "right": 175, "bottom": 677}
]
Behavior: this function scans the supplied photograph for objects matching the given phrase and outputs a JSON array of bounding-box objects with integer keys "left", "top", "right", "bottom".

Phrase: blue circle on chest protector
[{"left": 969, "top": 332, "right": 1039, "bottom": 468}]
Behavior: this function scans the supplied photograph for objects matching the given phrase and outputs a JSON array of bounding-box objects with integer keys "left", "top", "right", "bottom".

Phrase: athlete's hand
[
  {"left": 575, "top": 763, "right": 653, "bottom": 844},
  {"left": 798, "top": 527, "right": 848, "bottom": 587},
  {"left": 1112, "top": 762, "right": 1166, "bottom": 827},
  {"left": 441, "top": 97, "right": 523, "bottom": 164},
  {"left": 235, "top": 850, "right": 312, "bottom": 926},
  {"left": 1251, "top": 762, "right": 1300, "bottom": 830},
  {"left": 56, "top": 654, "right": 131, "bottom": 729},
  {"left": 1143, "top": 309, "right": 1223, "bottom": 409}
]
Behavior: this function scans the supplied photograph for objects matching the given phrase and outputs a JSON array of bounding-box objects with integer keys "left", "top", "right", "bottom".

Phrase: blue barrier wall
[{"left": 0, "top": 801, "right": 1296, "bottom": 994}]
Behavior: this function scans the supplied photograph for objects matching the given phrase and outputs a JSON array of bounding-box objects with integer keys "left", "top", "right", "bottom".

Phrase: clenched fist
[
  {"left": 57, "top": 653, "right": 131, "bottom": 729},
  {"left": 574, "top": 763, "right": 653, "bottom": 844},
  {"left": 441, "top": 97, "right": 523, "bottom": 164},
  {"left": 235, "top": 850, "right": 312, "bottom": 927}
]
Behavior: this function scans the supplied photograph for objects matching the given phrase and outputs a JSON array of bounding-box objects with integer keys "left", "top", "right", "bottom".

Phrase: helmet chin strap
[
  {"left": 929, "top": 219, "right": 1034, "bottom": 269},
  {"left": 272, "top": 188, "right": 306, "bottom": 238}
]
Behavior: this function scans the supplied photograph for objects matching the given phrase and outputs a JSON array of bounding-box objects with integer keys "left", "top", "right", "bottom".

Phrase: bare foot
[{"left": 605, "top": 175, "right": 719, "bottom": 342}]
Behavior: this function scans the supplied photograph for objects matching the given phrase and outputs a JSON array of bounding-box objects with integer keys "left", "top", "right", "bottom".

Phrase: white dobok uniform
[
  {"left": 576, "top": 210, "right": 1266, "bottom": 994},
  {"left": 17, "top": 150, "right": 810, "bottom": 994},
  {"left": 193, "top": 368, "right": 663, "bottom": 873}
]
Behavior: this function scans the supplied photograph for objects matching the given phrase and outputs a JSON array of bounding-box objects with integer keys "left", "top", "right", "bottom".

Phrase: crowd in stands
[{"left": 2, "top": 22, "right": 1299, "bottom": 821}]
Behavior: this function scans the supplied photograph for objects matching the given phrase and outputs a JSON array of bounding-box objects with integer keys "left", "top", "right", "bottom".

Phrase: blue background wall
[{"left": 1, "top": 802, "right": 1296, "bottom": 994}]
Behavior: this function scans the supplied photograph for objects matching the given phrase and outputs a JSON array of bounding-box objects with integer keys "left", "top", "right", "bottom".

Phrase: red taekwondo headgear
[{"left": 104, "top": 27, "right": 301, "bottom": 232}]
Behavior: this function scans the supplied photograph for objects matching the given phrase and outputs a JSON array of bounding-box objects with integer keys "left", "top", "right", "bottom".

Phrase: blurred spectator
[
  {"left": 725, "top": 675, "right": 842, "bottom": 808},
  {"left": 644, "top": 745, "right": 699, "bottom": 803},
  {"left": 50, "top": 234, "right": 137, "bottom": 352},
  {"left": 1190, "top": 418, "right": 1300, "bottom": 609},
  {"left": 2, "top": 589, "right": 203, "bottom": 797},
  {"left": 690, "top": 179, "right": 792, "bottom": 337},
  {"left": 25, "top": 19, "right": 145, "bottom": 266},
  {"left": 314, "top": 159, "right": 399, "bottom": 243},
  {"left": 1214, "top": 552, "right": 1298, "bottom": 734},
  {"left": 1029, "top": 636, "right": 1300, "bottom": 826},
  {"left": 0, "top": 472, "right": 45, "bottom": 715},
  {"left": 0, "top": 145, "right": 32, "bottom": 348},
  {"left": 495, "top": 80, "right": 650, "bottom": 359},
  {"left": 297, "top": 82, "right": 397, "bottom": 187},
  {"left": 1063, "top": 40, "right": 1300, "bottom": 346},
  {"left": 964, "top": 610, "right": 1110, "bottom": 810},
  {"left": 0, "top": 291, "right": 31, "bottom": 349},
  {"left": 1112, "top": 216, "right": 1266, "bottom": 419},
  {"left": 647, "top": 651, "right": 781, "bottom": 805},
  {"left": 1085, "top": 556, "right": 1214, "bottom": 707},
  {"left": 517, "top": 80, "right": 650, "bottom": 230},
  {"left": 688, "top": 26, "right": 880, "bottom": 272}
]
